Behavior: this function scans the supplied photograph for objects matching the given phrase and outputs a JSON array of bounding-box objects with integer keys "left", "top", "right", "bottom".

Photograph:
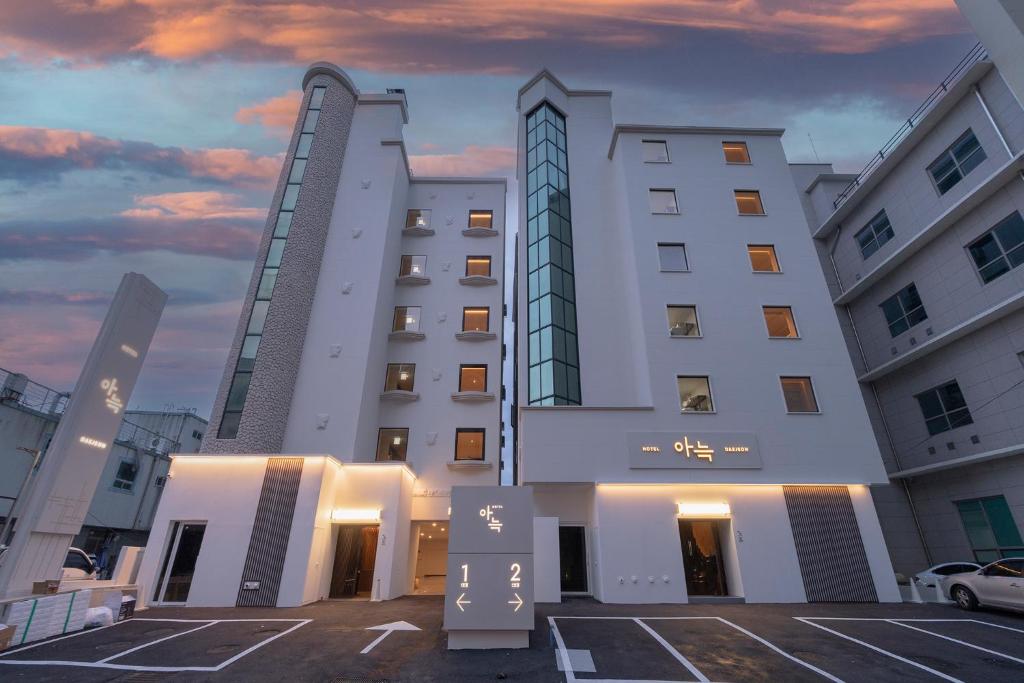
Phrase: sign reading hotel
[{"left": 627, "top": 431, "right": 762, "bottom": 469}]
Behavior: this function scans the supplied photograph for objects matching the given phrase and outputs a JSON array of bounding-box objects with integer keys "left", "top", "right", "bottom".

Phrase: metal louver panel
[
  {"left": 236, "top": 457, "right": 304, "bottom": 607},
  {"left": 783, "top": 485, "right": 878, "bottom": 602}
]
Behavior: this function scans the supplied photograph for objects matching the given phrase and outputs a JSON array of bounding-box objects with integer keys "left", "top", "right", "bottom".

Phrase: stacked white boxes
[{"left": 3, "top": 589, "right": 92, "bottom": 646}]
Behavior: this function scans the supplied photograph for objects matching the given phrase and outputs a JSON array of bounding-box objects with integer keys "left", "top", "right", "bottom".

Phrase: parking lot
[{"left": 1, "top": 598, "right": 1022, "bottom": 681}]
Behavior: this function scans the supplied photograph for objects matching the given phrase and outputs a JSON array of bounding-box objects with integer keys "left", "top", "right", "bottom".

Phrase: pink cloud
[
  {"left": 409, "top": 145, "right": 515, "bottom": 177},
  {"left": 121, "top": 191, "right": 265, "bottom": 220},
  {"left": 236, "top": 90, "right": 303, "bottom": 138}
]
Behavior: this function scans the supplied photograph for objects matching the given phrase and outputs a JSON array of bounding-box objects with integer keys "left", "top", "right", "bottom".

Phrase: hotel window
[
  {"left": 112, "top": 461, "right": 137, "bottom": 491},
  {"left": 879, "top": 283, "right": 927, "bottom": 337},
  {"left": 734, "top": 190, "right": 765, "bottom": 215},
  {"left": 748, "top": 245, "right": 780, "bottom": 272},
  {"left": 459, "top": 365, "right": 487, "bottom": 392},
  {"left": 526, "top": 102, "right": 581, "bottom": 405},
  {"left": 399, "top": 255, "right": 426, "bottom": 277},
  {"left": 406, "top": 209, "right": 431, "bottom": 229},
  {"left": 462, "top": 307, "right": 489, "bottom": 332},
  {"left": 384, "top": 363, "right": 415, "bottom": 392},
  {"left": 854, "top": 210, "right": 894, "bottom": 259},
  {"left": 781, "top": 377, "right": 818, "bottom": 413},
  {"left": 677, "top": 376, "right": 713, "bottom": 412},
  {"left": 928, "top": 129, "right": 986, "bottom": 195},
  {"left": 393, "top": 306, "right": 421, "bottom": 332},
  {"left": 722, "top": 141, "right": 751, "bottom": 164},
  {"left": 956, "top": 496, "right": 1024, "bottom": 563},
  {"left": 649, "top": 189, "right": 679, "bottom": 214},
  {"left": 763, "top": 306, "right": 799, "bottom": 338},
  {"left": 666, "top": 305, "right": 700, "bottom": 337},
  {"left": 376, "top": 428, "right": 409, "bottom": 462},
  {"left": 468, "top": 210, "right": 493, "bottom": 229},
  {"left": 218, "top": 84, "right": 326, "bottom": 439},
  {"left": 657, "top": 243, "right": 689, "bottom": 272},
  {"left": 967, "top": 211, "right": 1024, "bottom": 283},
  {"left": 642, "top": 140, "right": 670, "bottom": 163},
  {"left": 916, "top": 380, "right": 973, "bottom": 435},
  {"left": 466, "top": 255, "right": 492, "bottom": 277},
  {"left": 455, "top": 428, "right": 485, "bottom": 461}
]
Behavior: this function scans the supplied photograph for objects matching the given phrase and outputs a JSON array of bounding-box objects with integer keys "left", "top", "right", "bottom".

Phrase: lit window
[
  {"left": 748, "top": 245, "right": 780, "bottom": 272},
  {"left": 642, "top": 140, "right": 670, "bottom": 163},
  {"left": 879, "top": 283, "right": 927, "bottom": 337},
  {"left": 677, "top": 376, "right": 713, "bottom": 412},
  {"left": 462, "top": 307, "right": 489, "bottom": 332},
  {"left": 967, "top": 211, "right": 1024, "bottom": 284},
  {"left": 928, "top": 129, "right": 986, "bottom": 195},
  {"left": 855, "top": 210, "right": 894, "bottom": 259},
  {"left": 406, "top": 209, "right": 431, "bottom": 229},
  {"left": 459, "top": 365, "right": 487, "bottom": 392},
  {"left": 466, "top": 256, "right": 491, "bottom": 277},
  {"left": 376, "top": 428, "right": 409, "bottom": 462},
  {"left": 649, "top": 189, "right": 679, "bottom": 214},
  {"left": 916, "top": 380, "right": 973, "bottom": 435},
  {"left": 393, "top": 306, "right": 421, "bottom": 332},
  {"left": 469, "top": 210, "right": 493, "bottom": 229},
  {"left": 722, "top": 141, "right": 750, "bottom": 164},
  {"left": 763, "top": 307, "right": 799, "bottom": 338},
  {"left": 781, "top": 377, "right": 818, "bottom": 413},
  {"left": 657, "top": 243, "right": 688, "bottom": 272},
  {"left": 399, "top": 255, "right": 426, "bottom": 277},
  {"left": 112, "top": 461, "right": 137, "bottom": 491},
  {"left": 735, "top": 190, "right": 765, "bottom": 215},
  {"left": 455, "top": 428, "right": 485, "bottom": 461},
  {"left": 384, "top": 363, "right": 415, "bottom": 392},
  {"left": 667, "top": 306, "right": 700, "bottom": 337}
]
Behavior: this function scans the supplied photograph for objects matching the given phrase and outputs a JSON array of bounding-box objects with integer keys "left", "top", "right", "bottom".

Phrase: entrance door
[
  {"left": 153, "top": 521, "right": 207, "bottom": 604},
  {"left": 559, "top": 526, "right": 589, "bottom": 593},
  {"left": 678, "top": 519, "right": 728, "bottom": 596},
  {"left": 330, "top": 525, "right": 379, "bottom": 598}
]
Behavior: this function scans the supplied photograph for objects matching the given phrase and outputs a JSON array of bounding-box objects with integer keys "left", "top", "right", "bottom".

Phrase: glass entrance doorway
[
  {"left": 412, "top": 521, "right": 449, "bottom": 595},
  {"left": 330, "top": 525, "right": 379, "bottom": 598},
  {"left": 559, "top": 526, "right": 589, "bottom": 593},
  {"left": 678, "top": 519, "right": 728, "bottom": 596},
  {"left": 153, "top": 521, "right": 207, "bottom": 604}
]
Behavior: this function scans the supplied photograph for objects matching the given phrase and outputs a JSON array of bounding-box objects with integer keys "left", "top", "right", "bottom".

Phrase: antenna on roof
[{"left": 807, "top": 133, "right": 821, "bottom": 163}]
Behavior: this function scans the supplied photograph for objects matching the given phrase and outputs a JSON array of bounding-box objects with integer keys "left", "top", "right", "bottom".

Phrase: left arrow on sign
[
  {"left": 456, "top": 593, "right": 472, "bottom": 611},
  {"left": 508, "top": 593, "right": 523, "bottom": 612},
  {"left": 360, "top": 621, "right": 421, "bottom": 654}
]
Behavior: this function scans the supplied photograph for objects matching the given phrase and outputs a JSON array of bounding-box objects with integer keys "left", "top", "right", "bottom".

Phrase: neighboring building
[
  {"left": 512, "top": 72, "right": 900, "bottom": 603},
  {"left": 0, "top": 366, "right": 206, "bottom": 572},
  {"left": 137, "top": 64, "right": 506, "bottom": 607},
  {"left": 793, "top": 10, "right": 1024, "bottom": 574}
]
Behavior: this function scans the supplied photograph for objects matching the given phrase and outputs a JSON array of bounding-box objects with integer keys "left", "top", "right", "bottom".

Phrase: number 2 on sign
[
  {"left": 510, "top": 562, "right": 521, "bottom": 589},
  {"left": 460, "top": 563, "right": 469, "bottom": 588}
]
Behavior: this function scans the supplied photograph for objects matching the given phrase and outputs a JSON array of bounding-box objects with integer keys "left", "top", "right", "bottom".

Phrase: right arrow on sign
[
  {"left": 456, "top": 593, "right": 472, "bottom": 611},
  {"left": 508, "top": 593, "right": 523, "bottom": 612}
]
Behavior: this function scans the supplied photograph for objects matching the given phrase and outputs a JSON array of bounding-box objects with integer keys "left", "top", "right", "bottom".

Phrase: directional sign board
[{"left": 443, "top": 486, "right": 534, "bottom": 647}]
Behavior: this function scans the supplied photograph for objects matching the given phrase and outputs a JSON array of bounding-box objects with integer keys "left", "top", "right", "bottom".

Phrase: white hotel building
[{"left": 137, "top": 63, "right": 900, "bottom": 608}]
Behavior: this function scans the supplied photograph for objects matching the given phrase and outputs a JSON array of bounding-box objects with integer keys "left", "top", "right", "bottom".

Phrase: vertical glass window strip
[
  {"left": 217, "top": 84, "right": 326, "bottom": 438},
  {"left": 526, "top": 103, "right": 580, "bottom": 405}
]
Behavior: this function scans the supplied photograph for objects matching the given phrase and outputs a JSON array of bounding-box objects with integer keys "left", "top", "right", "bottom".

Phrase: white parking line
[
  {"left": 713, "top": 618, "right": 843, "bottom": 682},
  {"left": 884, "top": 619, "right": 1024, "bottom": 666},
  {"left": 97, "top": 620, "right": 218, "bottom": 663},
  {"left": 548, "top": 616, "right": 576, "bottom": 683},
  {"left": 634, "top": 618, "right": 709, "bottom": 682}
]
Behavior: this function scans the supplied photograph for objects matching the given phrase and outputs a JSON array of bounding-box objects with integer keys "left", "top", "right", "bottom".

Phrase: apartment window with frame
[
  {"left": 642, "top": 140, "right": 670, "bottom": 163},
  {"left": 112, "top": 461, "right": 137, "bottom": 491},
  {"left": 956, "top": 496, "right": 1024, "bottom": 563},
  {"left": 399, "top": 255, "right": 426, "bottom": 277},
  {"left": 667, "top": 305, "right": 700, "bottom": 337},
  {"left": 393, "top": 306, "right": 421, "bottom": 332},
  {"left": 734, "top": 190, "right": 765, "bottom": 215},
  {"left": 916, "top": 380, "right": 973, "bottom": 435},
  {"left": 748, "top": 245, "right": 781, "bottom": 272},
  {"left": 406, "top": 209, "right": 431, "bottom": 229},
  {"left": 459, "top": 365, "right": 487, "bottom": 392},
  {"left": 469, "top": 210, "right": 493, "bottom": 229},
  {"left": 855, "top": 210, "right": 894, "bottom": 259},
  {"left": 376, "top": 428, "right": 409, "bottom": 462},
  {"left": 722, "top": 141, "right": 751, "bottom": 164},
  {"left": 462, "top": 307, "right": 489, "bottom": 332},
  {"left": 649, "top": 189, "right": 679, "bottom": 214},
  {"left": 454, "top": 428, "right": 485, "bottom": 461},
  {"left": 781, "top": 377, "right": 818, "bottom": 413},
  {"left": 967, "top": 211, "right": 1024, "bottom": 284},
  {"left": 465, "top": 255, "right": 492, "bottom": 277},
  {"left": 763, "top": 307, "right": 799, "bottom": 338},
  {"left": 657, "top": 243, "right": 688, "bottom": 272},
  {"left": 384, "top": 363, "right": 415, "bottom": 392},
  {"left": 677, "top": 376, "right": 713, "bottom": 412},
  {"left": 928, "top": 129, "right": 987, "bottom": 195},
  {"left": 879, "top": 283, "right": 927, "bottom": 337}
]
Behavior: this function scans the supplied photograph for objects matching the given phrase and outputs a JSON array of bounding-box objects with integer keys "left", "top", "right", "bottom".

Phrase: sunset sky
[{"left": 0, "top": 1, "right": 976, "bottom": 417}]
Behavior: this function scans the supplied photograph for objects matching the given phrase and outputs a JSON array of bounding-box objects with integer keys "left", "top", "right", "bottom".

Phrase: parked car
[
  {"left": 0, "top": 545, "right": 98, "bottom": 580},
  {"left": 913, "top": 561, "right": 980, "bottom": 590},
  {"left": 942, "top": 558, "right": 1024, "bottom": 612}
]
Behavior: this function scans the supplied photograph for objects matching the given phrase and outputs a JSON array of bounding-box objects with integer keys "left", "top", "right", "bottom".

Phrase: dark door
[
  {"left": 356, "top": 526, "right": 379, "bottom": 595},
  {"left": 160, "top": 522, "right": 206, "bottom": 603},
  {"left": 559, "top": 526, "right": 588, "bottom": 593},
  {"left": 678, "top": 519, "right": 728, "bottom": 596},
  {"left": 330, "top": 525, "right": 379, "bottom": 598}
]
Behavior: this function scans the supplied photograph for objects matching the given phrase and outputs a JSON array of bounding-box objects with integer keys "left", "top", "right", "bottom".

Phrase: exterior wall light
[
  {"left": 677, "top": 502, "right": 731, "bottom": 517},
  {"left": 331, "top": 508, "right": 382, "bottom": 523}
]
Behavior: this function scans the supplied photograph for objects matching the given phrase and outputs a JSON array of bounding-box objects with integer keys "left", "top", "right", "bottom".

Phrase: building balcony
[
  {"left": 458, "top": 275, "right": 497, "bottom": 287},
  {"left": 462, "top": 227, "right": 499, "bottom": 238},
  {"left": 380, "top": 390, "right": 419, "bottom": 402},
  {"left": 388, "top": 330, "right": 425, "bottom": 341},
  {"left": 451, "top": 391, "right": 495, "bottom": 402},
  {"left": 402, "top": 226, "right": 435, "bottom": 237},
  {"left": 455, "top": 330, "right": 496, "bottom": 341},
  {"left": 395, "top": 275, "right": 430, "bottom": 286}
]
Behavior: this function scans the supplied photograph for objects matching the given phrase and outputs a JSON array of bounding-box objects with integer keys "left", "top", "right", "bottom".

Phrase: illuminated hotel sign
[{"left": 627, "top": 431, "right": 762, "bottom": 469}]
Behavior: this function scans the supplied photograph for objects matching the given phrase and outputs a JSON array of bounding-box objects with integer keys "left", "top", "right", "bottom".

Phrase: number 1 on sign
[{"left": 460, "top": 563, "right": 469, "bottom": 588}]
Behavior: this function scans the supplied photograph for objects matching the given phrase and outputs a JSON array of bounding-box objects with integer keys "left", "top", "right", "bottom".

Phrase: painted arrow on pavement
[{"left": 360, "top": 621, "right": 421, "bottom": 654}]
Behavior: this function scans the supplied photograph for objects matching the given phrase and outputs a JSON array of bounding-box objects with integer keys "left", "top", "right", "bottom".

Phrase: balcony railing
[
  {"left": 115, "top": 419, "right": 180, "bottom": 457},
  {"left": 0, "top": 366, "right": 68, "bottom": 416}
]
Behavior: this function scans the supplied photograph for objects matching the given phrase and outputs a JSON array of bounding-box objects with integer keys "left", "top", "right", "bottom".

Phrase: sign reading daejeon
[{"left": 627, "top": 431, "right": 762, "bottom": 469}]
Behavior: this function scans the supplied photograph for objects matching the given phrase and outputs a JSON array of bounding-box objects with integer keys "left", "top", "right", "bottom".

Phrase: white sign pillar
[{"left": 0, "top": 273, "right": 166, "bottom": 598}]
